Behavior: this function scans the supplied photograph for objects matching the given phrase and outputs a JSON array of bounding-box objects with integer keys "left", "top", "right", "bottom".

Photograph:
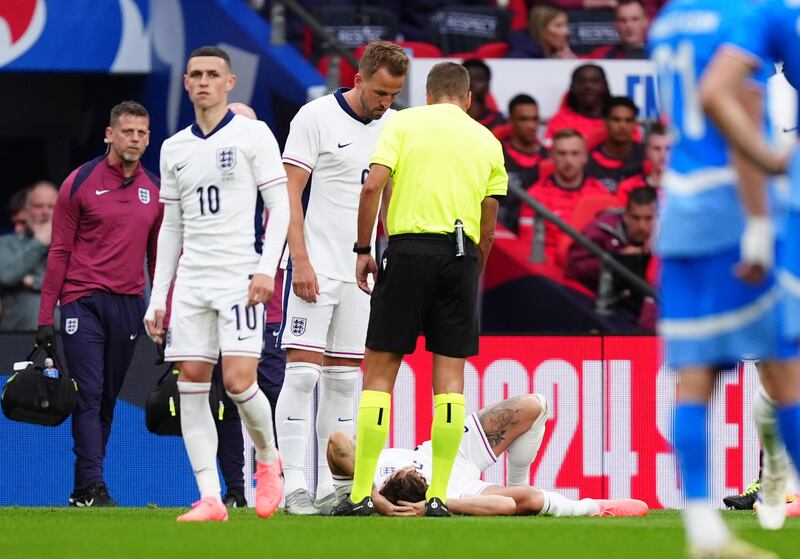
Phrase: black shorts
[{"left": 366, "top": 234, "right": 479, "bottom": 357}]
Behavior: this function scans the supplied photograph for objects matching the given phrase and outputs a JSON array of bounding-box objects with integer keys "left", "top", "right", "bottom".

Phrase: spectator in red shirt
[
  {"left": 545, "top": 64, "right": 611, "bottom": 142},
  {"left": 506, "top": 3, "right": 576, "bottom": 59},
  {"left": 500, "top": 94, "right": 548, "bottom": 233},
  {"left": 462, "top": 58, "right": 506, "bottom": 130},
  {"left": 565, "top": 185, "right": 657, "bottom": 321},
  {"left": 585, "top": 96, "right": 644, "bottom": 194},
  {"left": 617, "top": 121, "right": 670, "bottom": 203},
  {"left": 589, "top": 0, "right": 649, "bottom": 59},
  {"left": 519, "top": 128, "right": 608, "bottom": 262},
  {"left": 36, "top": 101, "right": 163, "bottom": 508}
]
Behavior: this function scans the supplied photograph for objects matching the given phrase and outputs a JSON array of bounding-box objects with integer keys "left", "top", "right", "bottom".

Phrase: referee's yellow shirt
[{"left": 370, "top": 102, "right": 508, "bottom": 244}]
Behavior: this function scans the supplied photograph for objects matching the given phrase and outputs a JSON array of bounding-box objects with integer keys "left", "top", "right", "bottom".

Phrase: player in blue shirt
[
  {"left": 700, "top": 0, "right": 800, "bottom": 539},
  {"left": 650, "top": 2, "right": 787, "bottom": 557}
]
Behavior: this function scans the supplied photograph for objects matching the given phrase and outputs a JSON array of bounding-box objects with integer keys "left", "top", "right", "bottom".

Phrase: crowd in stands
[
  {"left": 255, "top": 0, "right": 664, "bottom": 65},
  {"left": 0, "top": 2, "right": 668, "bottom": 333},
  {"left": 461, "top": 57, "right": 667, "bottom": 329}
]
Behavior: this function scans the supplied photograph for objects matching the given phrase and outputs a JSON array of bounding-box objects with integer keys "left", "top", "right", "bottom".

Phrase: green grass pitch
[{"left": 1, "top": 508, "right": 798, "bottom": 558}]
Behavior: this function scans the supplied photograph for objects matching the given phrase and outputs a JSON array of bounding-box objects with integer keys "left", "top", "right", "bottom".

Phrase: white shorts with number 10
[
  {"left": 278, "top": 273, "right": 369, "bottom": 359},
  {"left": 165, "top": 279, "right": 264, "bottom": 364}
]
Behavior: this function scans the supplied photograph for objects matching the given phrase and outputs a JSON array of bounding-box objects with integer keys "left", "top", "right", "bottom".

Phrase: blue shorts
[
  {"left": 659, "top": 246, "right": 796, "bottom": 368},
  {"left": 778, "top": 209, "right": 800, "bottom": 341}
]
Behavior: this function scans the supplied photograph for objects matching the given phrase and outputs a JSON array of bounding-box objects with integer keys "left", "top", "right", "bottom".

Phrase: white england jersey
[
  {"left": 281, "top": 89, "right": 394, "bottom": 282},
  {"left": 160, "top": 112, "right": 287, "bottom": 287}
]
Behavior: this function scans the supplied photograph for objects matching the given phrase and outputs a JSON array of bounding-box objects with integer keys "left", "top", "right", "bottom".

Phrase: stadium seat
[
  {"left": 474, "top": 41, "right": 510, "bottom": 59},
  {"left": 538, "top": 159, "right": 555, "bottom": 181},
  {"left": 310, "top": 5, "right": 398, "bottom": 61},
  {"left": 317, "top": 53, "right": 357, "bottom": 88},
  {"left": 426, "top": 6, "right": 512, "bottom": 55},
  {"left": 507, "top": 0, "right": 529, "bottom": 31},
  {"left": 566, "top": 9, "right": 619, "bottom": 56},
  {"left": 555, "top": 193, "right": 621, "bottom": 268},
  {"left": 492, "top": 123, "right": 512, "bottom": 141},
  {"left": 585, "top": 128, "right": 607, "bottom": 151}
]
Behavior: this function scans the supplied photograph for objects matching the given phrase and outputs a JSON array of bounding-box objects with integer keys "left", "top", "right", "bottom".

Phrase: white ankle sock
[
  {"left": 754, "top": 386, "right": 789, "bottom": 471},
  {"left": 683, "top": 500, "right": 730, "bottom": 550},
  {"left": 538, "top": 491, "right": 599, "bottom": 516},
  {"left": 227, "top": 381, "right": 278, "bottom": 464},
  {"left": 507, "top": 394, "right": 548, "bottom": 486},
  {"left": 316, "top": 367, "right": 357, "bottom": 498},
  {"left": 275, "top": 362, "right": 320, "bottom": 494},
  {"left": 178, "top": 381, "right": 220, "bottom": 500}
]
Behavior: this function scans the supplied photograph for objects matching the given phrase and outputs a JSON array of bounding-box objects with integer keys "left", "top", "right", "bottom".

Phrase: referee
[{"left": 335, "top": 62, "right": 508, "bottom": 517}]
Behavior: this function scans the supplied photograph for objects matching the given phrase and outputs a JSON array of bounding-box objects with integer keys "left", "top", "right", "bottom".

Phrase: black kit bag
[
  {"left": 1, "top": 347, "right": 77, "bottom": 427},
  {"left": 145, "top": 363, "right": 235, "bottom": 436}
]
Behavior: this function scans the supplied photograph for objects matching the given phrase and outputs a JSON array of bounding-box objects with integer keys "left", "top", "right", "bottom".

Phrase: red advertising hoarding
[{"left": 381, "top": 336, "right": 760, "bottom": 509}]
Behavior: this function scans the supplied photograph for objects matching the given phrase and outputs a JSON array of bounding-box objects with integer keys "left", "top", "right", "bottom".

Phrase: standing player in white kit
[
  {"left": 144, "top": 46, "right": 290, "bottom": 522},
  {"left": 275, "top": 42, "right": 408, "bottom": 514}
]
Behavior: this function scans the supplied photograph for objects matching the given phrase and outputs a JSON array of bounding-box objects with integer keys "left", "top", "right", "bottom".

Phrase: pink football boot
[
  {"left": 591, "top": 499, "right": 649, "bottom": 517},
  {"left": 177, "top": 497, "right": 228, "bottom": 522},
  {"left": 255, "top": 455, "right": 283, "bottom": 518}
]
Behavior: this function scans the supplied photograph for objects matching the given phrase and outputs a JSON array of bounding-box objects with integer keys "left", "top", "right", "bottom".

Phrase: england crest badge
[
  {"left": 217, "top": 147, "right": 237, "bottom": 172},
  {"left": 138, "top": 188, "right": 150, "bottom": 204},
  {"left": 291, "top": 317, "right": 307, "bottom": 336},
  {"left": 65, "top": 318, "right": 79, "bottom": 335}
]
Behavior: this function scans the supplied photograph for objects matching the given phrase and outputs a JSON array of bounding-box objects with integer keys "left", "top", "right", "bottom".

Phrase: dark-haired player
[{"left": 326, "top": 394, "right": 647, "bottom": 517}]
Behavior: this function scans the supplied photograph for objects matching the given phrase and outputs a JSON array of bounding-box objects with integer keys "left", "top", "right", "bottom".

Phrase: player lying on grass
[{"left": 326, "top": 393, "right": 648, "bottom": 516}]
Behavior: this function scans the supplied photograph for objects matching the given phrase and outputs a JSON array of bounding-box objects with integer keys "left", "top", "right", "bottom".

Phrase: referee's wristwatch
[{"left": 353, "top": 242, "right": 371, "bottom": 254}]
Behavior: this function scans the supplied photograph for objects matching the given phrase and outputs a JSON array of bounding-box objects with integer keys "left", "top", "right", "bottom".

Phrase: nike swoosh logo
[
  {"left": 130, "top": 333, "right": 138, "bottom": 340},
  {"left": 286, "top": 416, "right": 304, "bottom": 421},
  {"left": 237, "top": 335, "right": 255, "bottom": 341},
  {"left": 176, "top": 163, "right": 188, "bottom": 171},
  {"left": 338, "top": 417, "right": 353, "bottom": 422},
  {"left": 337, "top": 142, "right": 352, "bottom": 148},
  {"left": 95, "top": 189, "right": 111, "bottom": 195}
]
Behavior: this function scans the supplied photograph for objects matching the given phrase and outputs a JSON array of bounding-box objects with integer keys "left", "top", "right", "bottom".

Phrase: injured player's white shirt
[{"left": 375, "top": 442, "right": 484, "bottom": 499}]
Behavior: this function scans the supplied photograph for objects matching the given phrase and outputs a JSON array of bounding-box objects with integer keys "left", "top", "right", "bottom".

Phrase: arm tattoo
[{"left": 333, "top": 446, "right": 351, "bottom": 458}]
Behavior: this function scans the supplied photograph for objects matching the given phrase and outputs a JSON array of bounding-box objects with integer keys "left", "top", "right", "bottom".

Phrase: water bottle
[{"left": 42, "top": 357, "right": 59, "bottom": 379}]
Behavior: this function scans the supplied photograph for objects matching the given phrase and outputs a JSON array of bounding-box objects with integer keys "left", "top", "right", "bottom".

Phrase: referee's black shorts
[{"left": 365, "top": 233, "right": 479, "bottom": 358}]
